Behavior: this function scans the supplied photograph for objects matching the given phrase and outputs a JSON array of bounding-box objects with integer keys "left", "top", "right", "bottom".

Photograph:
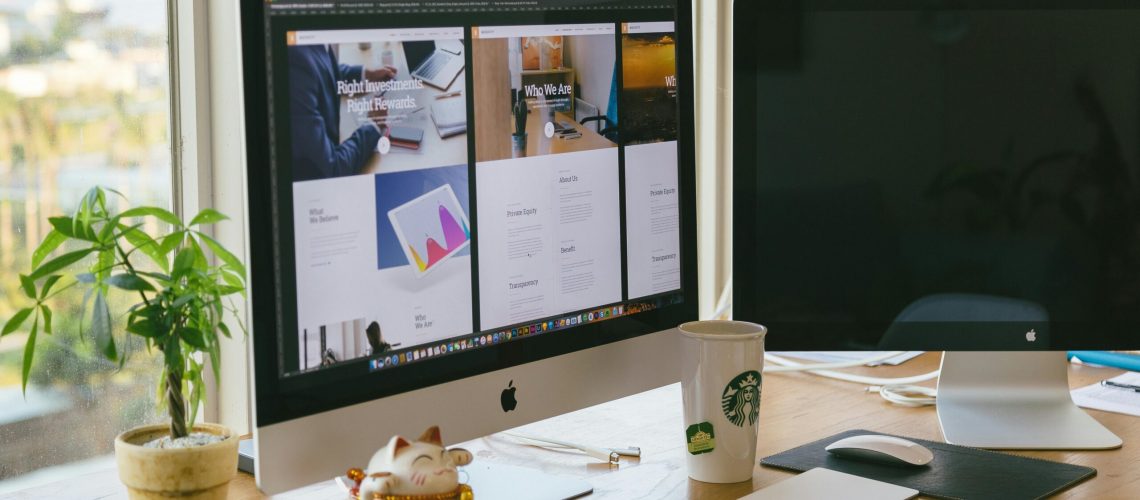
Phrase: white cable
[
  {"left": 763, "top": 351, "right": 904, "bottom": 372},
  {"left": 503, "top": 432, "right": 637, "bottom": 464},
  {"left": 766, "top": 353, "right": 941, "bottom": 385},
  {"left": 868, "top": 384, "right": 938, "bottom": 407}
]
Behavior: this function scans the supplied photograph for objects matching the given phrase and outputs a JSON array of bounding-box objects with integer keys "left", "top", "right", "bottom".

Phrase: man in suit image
[{"left": 289, "top": 44, "right": 397, "bottom": 181}]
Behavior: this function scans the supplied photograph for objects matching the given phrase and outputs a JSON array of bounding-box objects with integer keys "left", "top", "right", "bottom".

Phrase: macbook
[{"left": 403, "top": 40, "right": 464, "bottom": 90}]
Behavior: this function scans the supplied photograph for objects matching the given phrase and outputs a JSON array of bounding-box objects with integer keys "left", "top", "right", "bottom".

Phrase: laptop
[{"left": 403, "top": 40, "right": 464, "bottom": 90}]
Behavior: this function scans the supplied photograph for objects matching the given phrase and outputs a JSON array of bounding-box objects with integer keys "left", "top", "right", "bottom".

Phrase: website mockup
[
  {"left": 267, "top": 4, "right": 684, "bottom": 377},
  {"left": 473, "top": 24, "right": 623, "bottom": 329},
  {"left": 289, "top": 26, "right": 474, "bottom": 371},
  {"left": 622, "top": 22, "right": 681, "bottom": 299}
]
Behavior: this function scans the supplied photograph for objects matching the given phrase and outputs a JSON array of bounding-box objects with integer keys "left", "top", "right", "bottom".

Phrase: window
[{"left": 0, "top": 0, "right": 171, "bottom": 491}]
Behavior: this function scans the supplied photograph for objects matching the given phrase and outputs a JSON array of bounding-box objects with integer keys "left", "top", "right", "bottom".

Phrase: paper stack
[{"left": 432, "top": 96, "right": 467, "bottom": 138}]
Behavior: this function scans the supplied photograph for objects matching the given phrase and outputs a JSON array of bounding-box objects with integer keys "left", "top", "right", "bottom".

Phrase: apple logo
[
  {"left": 501, "top": 380, "right": 518, "bottom": 412},
  {"left": 1026, "top": 329, "right": 1037, "bottom": 342}
]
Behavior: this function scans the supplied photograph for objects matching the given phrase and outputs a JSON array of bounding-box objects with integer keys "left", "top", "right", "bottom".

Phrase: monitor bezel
[{"left": 241, "top": 1, "right": 699, "bottom": 427}]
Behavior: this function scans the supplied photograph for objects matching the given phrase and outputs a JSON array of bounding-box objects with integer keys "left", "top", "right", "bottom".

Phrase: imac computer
[
  {"left": 240, "top": 0, "right": 697, "bottom": 493},
  {"left": 735, "top": 0, "right": 1140, "bottom": 450}
]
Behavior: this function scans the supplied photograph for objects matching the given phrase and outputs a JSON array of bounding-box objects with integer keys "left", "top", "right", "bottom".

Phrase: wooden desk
[
  {"left": 520, "top": 110, "right": 616, "bottom": 157},
  {"left": 15, "top": 353, "right": 1140, "bottom": 498}
]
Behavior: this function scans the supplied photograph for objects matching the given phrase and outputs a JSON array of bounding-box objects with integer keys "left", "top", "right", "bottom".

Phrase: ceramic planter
[{"left": 114, "top": 422, "right": 237, "bottom": 499}]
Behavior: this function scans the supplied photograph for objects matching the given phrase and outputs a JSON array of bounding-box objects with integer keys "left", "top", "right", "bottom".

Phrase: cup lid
[{"left": 678, "top": 320, "right": 767, "bottom": 340}]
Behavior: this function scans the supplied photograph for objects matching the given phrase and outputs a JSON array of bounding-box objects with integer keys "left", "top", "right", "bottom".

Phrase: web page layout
[
  {"left": 273, "top": 13, "right": 684, "bottom": 375},
  {"left": 289, "top": 26, "right": 474, "bottom": 371},
  {"left": 472, "top": 23, "right": 623, "bottom": 329},
  {"left": 622, "top": 22, "right": 681, "bottom": 299}
]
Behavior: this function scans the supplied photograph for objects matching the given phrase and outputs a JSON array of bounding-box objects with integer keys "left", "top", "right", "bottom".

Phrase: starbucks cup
[{"left": 678, "top": 320, "right": 766, "bottom": 483}]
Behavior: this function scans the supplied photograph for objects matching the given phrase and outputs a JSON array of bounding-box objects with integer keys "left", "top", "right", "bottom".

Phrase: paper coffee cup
[{"left": 678, "top": 320, "right": 766, "bottom": 483}]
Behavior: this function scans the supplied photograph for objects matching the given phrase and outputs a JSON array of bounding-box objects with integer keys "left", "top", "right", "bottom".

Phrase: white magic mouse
[{"left": 824, "top": 434, "right": 934, "bottom": 467}]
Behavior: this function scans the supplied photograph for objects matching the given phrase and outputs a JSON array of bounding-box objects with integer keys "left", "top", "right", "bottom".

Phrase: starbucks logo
[{"left": 721, "top": 370, "right": 761, "bottom": 427}]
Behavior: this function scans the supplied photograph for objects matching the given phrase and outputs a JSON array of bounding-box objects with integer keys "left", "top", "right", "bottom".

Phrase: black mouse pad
[{"left": 759, "top": 429, "right": 1096, "bottom": 500}]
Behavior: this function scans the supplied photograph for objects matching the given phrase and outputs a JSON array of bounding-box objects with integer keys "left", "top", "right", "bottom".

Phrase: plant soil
[{"left": 143, "top": 432, "right": 225, "bottom": 449}]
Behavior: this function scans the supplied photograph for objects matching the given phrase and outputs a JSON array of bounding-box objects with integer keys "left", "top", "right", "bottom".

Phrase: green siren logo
[{"left": 721, "top": 370, "right": 761, "bottom": 427}]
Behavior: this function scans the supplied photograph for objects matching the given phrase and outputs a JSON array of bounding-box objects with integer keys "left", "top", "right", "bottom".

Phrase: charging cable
[
  {"left": 502, "top": 432, "right": 640, "bottom": 465},
  {"left": 867, "top": 384, "right": 938, "bottom": 407},
  {"left": 763, "top": 351, "right": 905, "bottom": 372}
]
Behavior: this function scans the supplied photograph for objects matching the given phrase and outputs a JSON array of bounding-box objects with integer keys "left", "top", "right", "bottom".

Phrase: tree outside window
[{"left": 0, "top": 0, "right": 171, "bottom": 489}]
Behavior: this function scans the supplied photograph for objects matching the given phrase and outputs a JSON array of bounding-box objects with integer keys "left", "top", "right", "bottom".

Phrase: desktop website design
[{"left": 279, "top": 21, "right": 682, "bottom": 375}]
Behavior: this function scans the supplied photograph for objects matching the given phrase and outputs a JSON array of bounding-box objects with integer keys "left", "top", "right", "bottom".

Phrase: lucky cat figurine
[{"left": 355, "top": 426, "right": 474, "bottom": 499}]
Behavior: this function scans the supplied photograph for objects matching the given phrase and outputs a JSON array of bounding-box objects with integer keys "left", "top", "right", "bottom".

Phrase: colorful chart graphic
[
  {"left": 408, "top": 204, "right": 471, "bottom": 271},
  {"left": 387, "top": 183, "right": 472, "bottom": 277}
]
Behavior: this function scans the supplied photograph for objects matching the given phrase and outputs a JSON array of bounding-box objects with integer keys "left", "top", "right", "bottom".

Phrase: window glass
[{"left": 0, "top": 0, "right": 170, "bottom": 490}]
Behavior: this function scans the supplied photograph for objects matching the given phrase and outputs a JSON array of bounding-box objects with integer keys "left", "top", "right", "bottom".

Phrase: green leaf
[
  {"left": 189, "top": 208, "right": 229, "bottom": 226},
  {"left": 30, "top": 248, "right": 96, "bottom": 280},
  {"left": 163, "top": 336, "right": 182, "bottom": 374},
  {"left": 199, "top": 233, "right": 246, "bottom": 277},
  {"left": 19, "top": 274, "right": 36, "bottom": 299},
  {"left": 126, "top": 319, "right": 162, "bottom": 338},
  {"left": 119, "top": 206, "right": 182, "bottom": 227},
  {"left": 97, "top": 214, "right": 120, "bottom": 243},
  {"left": 31, "top": 229, "right": 67, "bottom": 268},
  {"left": 104, "top": 187, "right": 126, "bottom": 200},
  {"left": 159, "top": 232, "right": 184, "bottom": 256},
  {"left": 2, "top": 308, "right": 34, "bottom": 337},
  {"left": 39, "top": 275, "right": 62, "bottom": 299},
  {"left": 21, "top": 316, "right": 39, "bottom": 396},
  {"left": 92, "top": 291, "right": 117, "bottom": 361},
  {"left": 217, "top": 322, "right": 232, "bottom": 339},
  {"left": 172, "top": 247, "right": 196, "bottom": 277},
  {"left": 171, "top": 293, "right": 197, "bottom": 309},
  {"left": 189, "top": 238, "right": 208, "bottom": 270},
  {"left": 120, "top": 224, "right": 168, "bottom": 272},
  {"left": 107, "top": 274, "right": 155, "bottom": 292},
  {"left": 47, "top": 216, "right": 75, "bottom": 238},
  {"left": 139, "top": 271, "right": 172, "bottom": 282},
  {"left": 188, "top": 365, "right": 202, "bottom": 429},
  {"left": 180, "top": 327, "right": 206, "bottom": 349},
  {"left": 48, "top": 215, "right": 96, "bottom": 241},
  {"left": 221, "top": 269, "right": 243, "bottom": 289},
  {"left": 206, "top": 334, "right": 222, "bottom": 383},
  {"left": 40, "top": 306, "right": 52, "bottom": 335}
]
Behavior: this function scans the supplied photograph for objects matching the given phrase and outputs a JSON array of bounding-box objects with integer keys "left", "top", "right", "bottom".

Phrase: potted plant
[
  {"left": 1, "top": 187, "right": 246, "bottom": 499},
  {"left": 511, "top": 89, "right": 528, "bottom": 158}
]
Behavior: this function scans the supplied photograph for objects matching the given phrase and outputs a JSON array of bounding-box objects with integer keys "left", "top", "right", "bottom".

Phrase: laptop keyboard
[{"left": 417, "top": 54, "right": 447, "bottom": 80}]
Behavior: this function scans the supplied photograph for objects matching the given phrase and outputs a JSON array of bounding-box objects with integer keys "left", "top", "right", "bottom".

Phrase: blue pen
[{"left": 1067, "top": 351, "right": 1140, "bottom": 372}]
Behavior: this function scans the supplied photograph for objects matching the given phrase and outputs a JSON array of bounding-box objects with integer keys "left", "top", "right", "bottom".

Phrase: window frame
[{"left": 168, "top": 0, "right": 252, "bottom": 434}]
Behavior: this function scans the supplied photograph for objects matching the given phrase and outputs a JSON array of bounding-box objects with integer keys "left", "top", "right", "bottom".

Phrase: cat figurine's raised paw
[{"left": 356, "top": 426, "right": 473, "bottom": 499}]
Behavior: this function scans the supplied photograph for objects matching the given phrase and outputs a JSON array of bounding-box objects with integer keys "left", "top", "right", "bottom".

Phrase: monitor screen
[
  {"left": 243, "top": 0, "right": 696, "bottom": 426},
  {"left": 735, "top": 1, "right": 1140, "bottom": 350}
]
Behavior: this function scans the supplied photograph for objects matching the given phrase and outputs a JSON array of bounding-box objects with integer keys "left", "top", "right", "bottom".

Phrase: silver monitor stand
[{"left": 937, "top": 351, "right": 1122, "bottom": 450}]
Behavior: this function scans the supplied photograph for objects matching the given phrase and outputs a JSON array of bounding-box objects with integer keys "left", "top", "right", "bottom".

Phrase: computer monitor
[
  {"left": 735, "top": 0, "right": 1140, "bottom": 449},
  {"left": 240, "top": 0, "right": 697, "bottom": 493}
]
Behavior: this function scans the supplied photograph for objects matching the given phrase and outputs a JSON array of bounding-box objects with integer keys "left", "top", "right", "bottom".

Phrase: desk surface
[
  {"left": 15, "top": 353, "right": 1140, "bottom": 499},
  {"left": 520, "top": 109, "right": 616, "bottom": 157}
]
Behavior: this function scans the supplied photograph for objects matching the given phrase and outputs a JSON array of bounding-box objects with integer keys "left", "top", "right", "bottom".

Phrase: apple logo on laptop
[
  {"left": 1025, "top": 329, "right": 1037, "bottom": 342},
  {"left": 501, "top": 380, "right": 518, "bottom": 412}
]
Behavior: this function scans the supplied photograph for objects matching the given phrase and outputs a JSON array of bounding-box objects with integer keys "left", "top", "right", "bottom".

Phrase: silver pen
[{"left": 1100, "top": 380, "right": 1140, "bottom": 392}]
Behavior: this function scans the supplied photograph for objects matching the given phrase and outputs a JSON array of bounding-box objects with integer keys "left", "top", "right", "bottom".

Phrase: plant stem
[
  {"left": 165, "top": 365, "right": 188, "bottom": 439},
  {"left": 114, "top": 243, "right": 153, "bottom": 309}
]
